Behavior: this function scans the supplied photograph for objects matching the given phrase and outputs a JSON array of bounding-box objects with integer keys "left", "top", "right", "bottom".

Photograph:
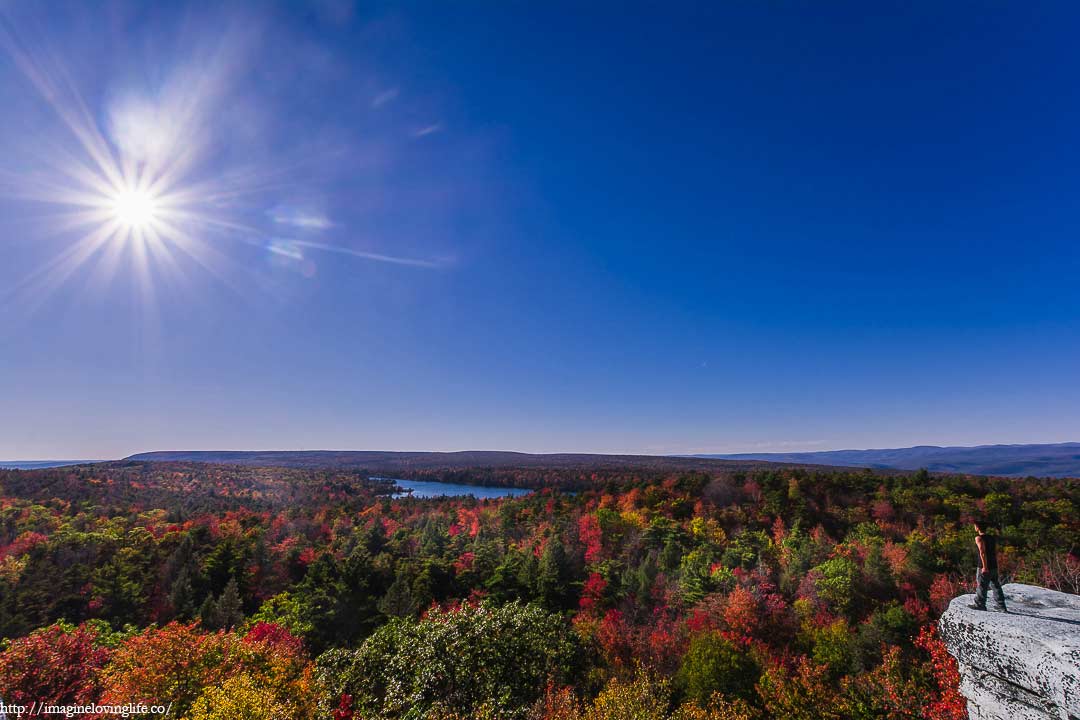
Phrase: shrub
[
  {"left": 676, "top": 632, "right": 759, "bottom": 706},
  {"left": 317, "top": 601, "right": 580, "bottom": 719}
]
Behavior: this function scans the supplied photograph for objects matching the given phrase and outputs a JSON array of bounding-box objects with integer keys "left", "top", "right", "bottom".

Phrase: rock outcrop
[{"left": 939, "top": 583, "right": 1080, "bottom": 720}]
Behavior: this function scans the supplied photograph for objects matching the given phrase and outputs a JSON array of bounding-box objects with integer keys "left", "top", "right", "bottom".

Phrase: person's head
[{"left": 973, "top": 518, "right": 989, "bottom": 534}]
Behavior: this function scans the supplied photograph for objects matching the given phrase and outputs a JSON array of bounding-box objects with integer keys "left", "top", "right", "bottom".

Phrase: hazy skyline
[{"left": 3, "top": 1, "right": 1080, "bottom": 459}]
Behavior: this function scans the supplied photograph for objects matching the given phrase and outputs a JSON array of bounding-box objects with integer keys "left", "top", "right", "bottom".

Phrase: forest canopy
[{"left": 0, "top": 460, "right": 1077, "bottom": 719}]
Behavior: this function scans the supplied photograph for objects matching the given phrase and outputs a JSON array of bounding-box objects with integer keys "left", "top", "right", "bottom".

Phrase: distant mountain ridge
[
  {"left": 696, "top": 442, "right": 1080, "bottom": 478},
  {"left": 123, "top": 449, "right": 842, "bottom": 474},
  {"left": 124, "top": 444, "right": 1080, "bottom": 478}
]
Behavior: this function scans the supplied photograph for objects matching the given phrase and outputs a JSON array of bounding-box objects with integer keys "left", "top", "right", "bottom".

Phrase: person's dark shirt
[{"left": 978, "top": 532, "right": 998, "bottom": 571}]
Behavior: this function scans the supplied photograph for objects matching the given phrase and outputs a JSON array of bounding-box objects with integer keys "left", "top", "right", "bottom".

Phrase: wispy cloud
[
  {"left": 290, "top": 239, "right": 448, "bottom": 268},
  {"left": 267, "top": 239, "right": 304, "bottom": 261},
  {"left": 413, "top": 123, "right": 442, "bottom": 138},
  {"left": 372, "top": 87, "right": 399, "bottom": 109},
  {"left": 268, "top": 206, "right": 333, "bottom": 230}
]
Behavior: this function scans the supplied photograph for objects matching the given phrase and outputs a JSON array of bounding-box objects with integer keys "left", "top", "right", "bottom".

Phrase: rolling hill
[
  {"left": 123, "top": 449, "right": 838, "bottom": 474},
  {"left": 125, "top": 444, "right": 1080, "bottom": 478},
  {"left": 697, "top": 442, "right": 1080, "bottom": 478}
]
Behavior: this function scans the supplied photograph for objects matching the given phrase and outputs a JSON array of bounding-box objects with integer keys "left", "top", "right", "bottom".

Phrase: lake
[
  {"left": 0, "top": 460, "right": 98, "bottom": 470},
  {"left": 386, "top": 478, "right": 534, "bottom": 499}
]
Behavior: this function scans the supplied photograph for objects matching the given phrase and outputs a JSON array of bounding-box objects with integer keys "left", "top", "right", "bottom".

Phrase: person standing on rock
[{"left": 970, "top": 519, "right": 1008, "bottom": 612}]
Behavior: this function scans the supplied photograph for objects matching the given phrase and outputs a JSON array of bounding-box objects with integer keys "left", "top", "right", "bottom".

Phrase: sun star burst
[{"left": 111, "top": 187, "right": 160, "bottom": 230}]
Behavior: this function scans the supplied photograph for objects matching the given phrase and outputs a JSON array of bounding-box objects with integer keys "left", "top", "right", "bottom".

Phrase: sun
[{"left": 111, "top": 187, "right": 160, "bottom": 229}]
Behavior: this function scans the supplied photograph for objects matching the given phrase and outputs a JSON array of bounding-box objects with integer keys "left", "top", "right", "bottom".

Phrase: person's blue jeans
[{"left": 974, "top": 567, "right": 1007, "bottom": 609}]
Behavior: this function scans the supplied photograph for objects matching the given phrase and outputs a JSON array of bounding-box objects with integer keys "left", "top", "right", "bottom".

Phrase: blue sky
[{"left": 1, "top": 1, "right": 1079, "bottom": 459}]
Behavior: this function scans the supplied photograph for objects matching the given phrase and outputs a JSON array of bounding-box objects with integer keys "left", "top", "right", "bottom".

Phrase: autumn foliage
[{"left": 0, "top": 461, "right": 1076, "bottom": 718}]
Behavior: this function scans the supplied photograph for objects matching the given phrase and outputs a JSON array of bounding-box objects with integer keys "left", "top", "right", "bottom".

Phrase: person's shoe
[{"left": 967, "top": 603, "right": 987, "bottom": 611}]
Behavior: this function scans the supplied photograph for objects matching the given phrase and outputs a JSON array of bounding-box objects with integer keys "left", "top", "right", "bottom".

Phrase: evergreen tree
[
  {"left": 168, "top": 566, "right": 198, "bottom": 620},
  {"left": 211, "top": 577, "right": 245, "bottom": 630},
  {"left": 660, "top": 538, "right": 683, "bottom": 572},
  {"left": 378, "top": 573, "right": 418, "bottom": 618},
  {"left": 485, "top": 549, "right": 529, "bottom": 603},
  {"left": 633, "top": 552, "right": 659, "bottom": 600},
  {"left": 198, "top": 594, "right": 215, "bottom": 627},
  {"left": 536, "top": 536, "right": 571, "bottom": 610},
  {"left": 204, "top": 539, "right": 246, "bottom": 597}
]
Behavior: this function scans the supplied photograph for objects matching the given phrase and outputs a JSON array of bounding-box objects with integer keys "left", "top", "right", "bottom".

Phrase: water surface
[
  {"left": 387, "top": 478, "right": 533, "bottom": 499},
  {"left": 0, "top": 460, "right": 97, "bottom": 470}
]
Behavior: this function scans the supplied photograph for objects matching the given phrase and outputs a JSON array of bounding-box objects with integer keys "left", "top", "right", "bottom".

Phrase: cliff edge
[{"left": 939, "top": 583, "right": 1080, "bottom": 720}]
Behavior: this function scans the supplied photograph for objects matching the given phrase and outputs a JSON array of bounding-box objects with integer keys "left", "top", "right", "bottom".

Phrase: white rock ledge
[{"left": 939, "top": 583, "right": 1080, "bottom": 720}]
